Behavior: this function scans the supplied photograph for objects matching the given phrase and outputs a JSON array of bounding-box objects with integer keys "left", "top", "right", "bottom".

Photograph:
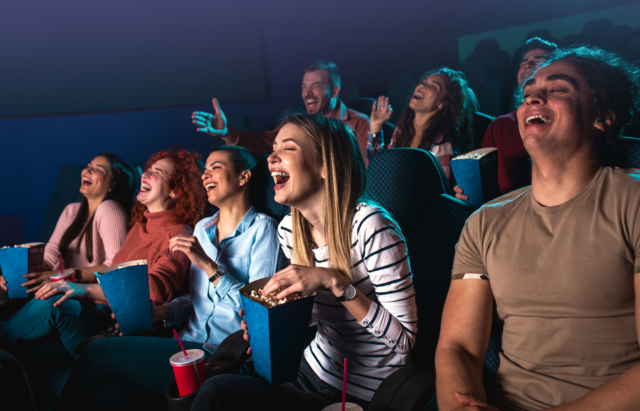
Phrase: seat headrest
[
  {"left": 250, "top": 154, "right": 290, "bottom": 222},
  {"left": 616, "top": 137, "right": 640, "bottom": 169},
  {"left": 367, "top": 148, "right": 449, "bottom": 230}
]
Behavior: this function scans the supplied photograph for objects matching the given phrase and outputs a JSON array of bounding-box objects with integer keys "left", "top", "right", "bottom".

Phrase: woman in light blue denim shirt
[{"left": 54, "top": 146, "right": 279, "bottom": 409}]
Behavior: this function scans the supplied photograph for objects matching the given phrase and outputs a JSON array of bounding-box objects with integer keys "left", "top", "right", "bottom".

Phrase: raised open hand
[
  {"left": 192, "top": 98, "right": 228, "bottom": 137},
  {"left": 370, "top": 96, "right": 393, "bottom": 134}
]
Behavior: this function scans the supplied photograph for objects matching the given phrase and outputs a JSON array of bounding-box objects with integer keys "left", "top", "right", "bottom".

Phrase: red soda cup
[
  {"left": 50, "top": 269, "right": 76, "bottom": 283},
  {"left": 170, "top": 349, "right": 205, "bottom": 396}
]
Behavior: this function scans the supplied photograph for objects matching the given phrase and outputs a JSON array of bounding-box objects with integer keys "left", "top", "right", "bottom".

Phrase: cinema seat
[
  {"left": 340, "top": 82, "right": 364, "bottom": 105},
  {"left": 348, "top": 97, "right": 376, "bottom": 117},
  {"left": 0, "top": 348, "right": 37, "bottom": 411},
  {"left": 364, "top": 148, "right": 476, "bottom": 411},
  {"left": 40, "top": 164, "right": 84, "bottom": 242},
  {"left": 472, "top": 112, "right": 495, "bottom": 149},
  {"left": 624, "top": 36, "right": 640, "bottom": 63}
]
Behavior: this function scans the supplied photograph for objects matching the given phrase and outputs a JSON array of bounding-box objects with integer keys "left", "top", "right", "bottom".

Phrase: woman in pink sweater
[{"left": 0, "top": 153, "right": 134, "bottom": 294}]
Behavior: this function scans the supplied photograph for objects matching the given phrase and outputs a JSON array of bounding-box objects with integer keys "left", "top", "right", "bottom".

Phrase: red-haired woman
[{"left": 0, "top": 150, "right": 208, "bottom": 356}]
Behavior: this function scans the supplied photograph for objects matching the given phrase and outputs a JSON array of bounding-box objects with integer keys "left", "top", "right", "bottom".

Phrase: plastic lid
[
  {"left": 170, "top": 349, "right": 205, "bottom": 367},
  {"left": 50, "top": 269, "right": 75, "bottom": 279}
]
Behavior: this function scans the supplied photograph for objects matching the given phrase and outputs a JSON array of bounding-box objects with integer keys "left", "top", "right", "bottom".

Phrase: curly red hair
[{"left": 130, "top": 150, "right": 208, "bottom": 228}]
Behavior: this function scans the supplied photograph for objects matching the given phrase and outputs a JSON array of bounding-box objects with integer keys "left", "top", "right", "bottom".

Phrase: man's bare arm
[{"left": 435, "top": 279, "right": 494, "bottom": 411}]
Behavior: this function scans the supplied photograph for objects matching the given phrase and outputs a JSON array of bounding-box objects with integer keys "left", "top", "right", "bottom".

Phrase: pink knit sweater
[{"left": 44, "top": 200, "right": 129, "bottom": 270}]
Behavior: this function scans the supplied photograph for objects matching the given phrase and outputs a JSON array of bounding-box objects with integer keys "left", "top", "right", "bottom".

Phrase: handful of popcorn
[{"left": 243, "top": 288, "right": 307, "bottom": 308}]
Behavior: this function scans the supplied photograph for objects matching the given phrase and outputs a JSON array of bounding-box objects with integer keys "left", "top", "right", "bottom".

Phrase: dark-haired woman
[
  {"left": 0, "top": 153, "right": 133, "bottom": 294},
  {"left": 370, "top": 68, "right": 475, "bottom": 183},
  {"left": 0, "top": 150, "right": 208, "bottom": 356},
  {"left": 53, "top": 146, "right": 279, "bottom": 410},
  {"left": 191, "top": 114, "right": 417, "bottom": 411}
]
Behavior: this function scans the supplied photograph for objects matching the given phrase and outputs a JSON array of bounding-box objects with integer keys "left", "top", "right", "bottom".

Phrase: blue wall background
[{"left": 2, "top": 0, "right": 639, "bottom": 242}]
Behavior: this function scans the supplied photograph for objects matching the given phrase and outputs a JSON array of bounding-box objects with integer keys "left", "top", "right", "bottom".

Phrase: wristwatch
[
  {"left": 335, "top": 283, "right": 357, "bottom": 302},
  {"left": 208, "top": 265, "right": 226, "bottom": 283},
  {"left": 162, "top": 305, "right": 175, "bottom": 329}
]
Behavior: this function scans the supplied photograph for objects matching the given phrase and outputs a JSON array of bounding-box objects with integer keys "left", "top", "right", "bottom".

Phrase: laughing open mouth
[
  {"left": 271, "top": 171, "right": 290, "bottom": 186},
  {"left": 82, "top": 178, "right": 92, "bottom": 186},
  {"left": 205, "top": 182, "right": 217, "bottom": 192},
  {"left": 525, "top": 115, "right": 551, "bottom": 125},
  {"left": 140, "top": 183, "right": 151, "bottom": 192}
]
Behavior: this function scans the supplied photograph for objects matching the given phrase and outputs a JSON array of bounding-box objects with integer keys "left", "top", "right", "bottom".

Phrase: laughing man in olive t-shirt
[{"left": 435, "top": 47, "right": 640, "bottom": 411}]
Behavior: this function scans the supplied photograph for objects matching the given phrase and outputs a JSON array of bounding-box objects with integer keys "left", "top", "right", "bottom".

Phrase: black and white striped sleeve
[
  {"left": 277, "top": 215, "right": 293, "bottom": 260},
  {"left": 356, "top": 208, "right": 417, "bottom": 354}
]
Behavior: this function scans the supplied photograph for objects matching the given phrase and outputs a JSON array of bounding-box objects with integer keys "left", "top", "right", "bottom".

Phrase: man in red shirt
[
  {"left": 191, "top": 60, "right": 372, "bottom": 165},
  {"left": 455, "top": 37, "right": 557, "bottom": 200}
]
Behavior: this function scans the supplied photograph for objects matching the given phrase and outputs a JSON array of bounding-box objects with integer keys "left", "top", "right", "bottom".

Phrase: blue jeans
[
  {"left": 191, "top": 357, "right": 370, "bottom": 411},
  {"left": 0, "top": 294, "right": 113, "bottom": 356},
  {"left": 53, "top": 336, "right": 210, "bottom": 410}
]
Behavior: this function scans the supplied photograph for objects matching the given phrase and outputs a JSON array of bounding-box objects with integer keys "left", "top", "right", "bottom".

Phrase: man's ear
[
  {"left": 330, "top": 86, "right": 340, "bottom": 99},
  {"left": 594, "top": 110, "right": 615, "bottom": 132}
]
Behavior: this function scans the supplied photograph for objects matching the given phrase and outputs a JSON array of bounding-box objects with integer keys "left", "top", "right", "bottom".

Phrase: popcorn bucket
[
  {"left": 95, "top": 260, "right": 151, "bottom": 335},
  {"left": 0, "top": 242, "right": 45, "bottom": 299},
  {"left": 240, "top": 277, "right": 316, "bottom": 385},
  {"left": 450, "top": 147, "right": 500, "bottom": 208}
]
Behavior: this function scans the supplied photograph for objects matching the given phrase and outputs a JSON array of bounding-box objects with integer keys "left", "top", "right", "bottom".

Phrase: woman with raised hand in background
[
  {"left": 192, "top": 114, "right": 417, "bottom": 411},
  {"left": 1, "top": 150, "right": 208, "bottom": 356},
  {"left": 0, "top": 153, "right": 133, "bottom": 294},
  {"left": 52, "top": 145, "right": 280, "bottom": 411},
  {"left": 370, "top": 68, "right": 475, "bottom": 183}
]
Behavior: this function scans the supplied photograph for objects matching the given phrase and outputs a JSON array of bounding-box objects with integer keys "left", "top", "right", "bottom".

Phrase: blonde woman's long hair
[{"left": 285, "top": 114, "right": 367, "bottom": 282}]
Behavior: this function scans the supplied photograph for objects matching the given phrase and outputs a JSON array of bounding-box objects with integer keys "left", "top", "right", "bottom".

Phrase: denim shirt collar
[{"left": 203, "top": 206, "right": 258, "bottom": 248}]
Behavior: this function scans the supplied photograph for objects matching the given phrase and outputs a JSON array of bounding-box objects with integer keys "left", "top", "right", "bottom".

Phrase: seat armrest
[{"left": 366, "top": 362, "right": 435, "bottom": 411}]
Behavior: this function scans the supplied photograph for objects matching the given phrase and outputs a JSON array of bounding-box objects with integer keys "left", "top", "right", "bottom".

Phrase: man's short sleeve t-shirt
[{"left": 452, "top": 167, "right": 640, "bottom": 411}]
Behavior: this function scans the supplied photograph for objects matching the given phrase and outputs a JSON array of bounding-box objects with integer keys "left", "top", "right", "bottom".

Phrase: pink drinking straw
[
  {"left": 173, "top": 329, "right": 203, "bottom": 385},
  {"left": 342, "top": 358, "right": 348, "bottom": 411},
  {"left": 58, "top": 254, "right": 64, "bottom": 276},
  {"left": 173, "top": 329, "right": 188, "bottom": 356}
]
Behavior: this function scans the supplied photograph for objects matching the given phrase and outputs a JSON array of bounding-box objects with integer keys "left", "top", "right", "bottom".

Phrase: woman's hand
[
  {"left": 239, "top": 309, "right": 252, "bottom": 355},
  {"left": 34, "top": 281, "right": 88, "bottom": 306},
  {"left": 261, "top": 265, "right": 347, "bottom": 300},
  {"left": 370, "top": 96, "right": 393, "bottom": 134},
  {"left": 169, "top": 235, "right": 218, "bottom": 275},
  {"left": 0, "top": 275, "right": 6, "bottom": 291},
  {"left": 21, "top": 269, "right": 57, "bottom": 293}
]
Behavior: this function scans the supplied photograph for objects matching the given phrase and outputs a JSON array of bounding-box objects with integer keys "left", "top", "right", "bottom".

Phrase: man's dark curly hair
[
  {"left": 394, "top": 68, "right": 475, "bottom": 154},
  {"left": 515, "top": 45, "right": 640, "bottom": 162}
]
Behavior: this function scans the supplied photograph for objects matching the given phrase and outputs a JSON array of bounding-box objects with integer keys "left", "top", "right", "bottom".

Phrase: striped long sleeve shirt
[{"left": 278, "top": 203, "right": 417, "bottom": 401}]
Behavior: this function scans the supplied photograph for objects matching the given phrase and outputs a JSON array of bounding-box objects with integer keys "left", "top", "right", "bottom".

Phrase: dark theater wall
[{"left": 1, "top": 0, "right": 459, "bottom": 242}]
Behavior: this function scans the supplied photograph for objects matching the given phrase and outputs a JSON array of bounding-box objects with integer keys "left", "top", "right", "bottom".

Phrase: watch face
[{"left": 344, "top": 284, "right": 357, "bottom": 300}]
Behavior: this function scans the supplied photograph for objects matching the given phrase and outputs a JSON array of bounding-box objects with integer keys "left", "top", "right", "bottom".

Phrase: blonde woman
[{"left": 192, "top": 114, "right": 418, "bottom": 411}]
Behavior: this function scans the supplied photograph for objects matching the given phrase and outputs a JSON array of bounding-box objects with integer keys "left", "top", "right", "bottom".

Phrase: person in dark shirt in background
[
  {"left": 454, "top": 37, "right": 557, "bottom": 200},
  {"left": 191, "top": 60, "right": 372, "bottom": 165}
]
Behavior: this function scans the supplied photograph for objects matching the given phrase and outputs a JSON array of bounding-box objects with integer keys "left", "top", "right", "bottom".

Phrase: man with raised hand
[
  {"left": 191, "top": 60, "right": 371, "bottom": 165},
  {"left": 454, "top": 37, "right": 557, "bottom": 200},
  {"left": 436, "top": 46, "right": 640, "bottom": 410}
]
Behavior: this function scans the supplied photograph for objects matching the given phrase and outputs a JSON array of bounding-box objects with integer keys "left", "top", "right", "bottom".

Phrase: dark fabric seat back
[
  {"left": 40, "top": 164, "right": 84, "bottom": 242},
  {"left": 367, "top": 148, "right": 476, "bottom": 362},
  {"left": 250, "top": 154, "right": 290, "bottom": 222}
]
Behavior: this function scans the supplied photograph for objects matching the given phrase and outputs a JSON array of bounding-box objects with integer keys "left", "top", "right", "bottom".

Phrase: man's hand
[
  {"left": 453, "top": 186, "right": 469, "bottom": 201},
  {"left": 169, "top": 235, "right": 218, "bottom": 276},
  {"left": 370, "top": 96, "right": 393, "bottom": 134},
  {"left": 452, "top": 392, "right": 502, "bottom": 411},
  {"left": 192, "top": 98, "right": 229, "bottom": 137}
]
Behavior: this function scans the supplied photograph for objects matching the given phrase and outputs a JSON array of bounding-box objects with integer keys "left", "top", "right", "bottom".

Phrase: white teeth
[
  {"left": 205, "top": 183, "right": 217, "bottom": 189},
  {"left": 271, "top": 172, "right": 290, "bottom": 177},
  {"left": 141, "top": 183, "right": 151, "bottom": 191},
  {"left": 525, "top": 115, "right": 551, "bottom": 125},
  {"left": 82, "top": 178, "right": 91, "bottom": 184}
]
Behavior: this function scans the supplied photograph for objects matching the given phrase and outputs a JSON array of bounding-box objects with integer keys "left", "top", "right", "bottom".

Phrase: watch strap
[{"left": 208, "top": 265, "right": 226, "bottom": 283}]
